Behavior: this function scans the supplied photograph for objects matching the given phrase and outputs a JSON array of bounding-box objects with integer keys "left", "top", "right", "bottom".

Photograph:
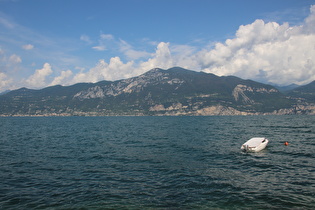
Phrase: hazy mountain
[
  {"left": 0, "top": 90, "right": 10, "bottom": 95},
  {"left": 273, "top": 84, "right": 300, "bottom": 93},
  {"left": 0, "top": 67, "right": 314, "bottom": 116},
  {"left": 287, "top": 81, "right": 315, "bottom": 103}
]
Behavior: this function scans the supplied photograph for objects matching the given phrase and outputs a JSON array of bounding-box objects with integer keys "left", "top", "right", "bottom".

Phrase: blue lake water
[{"left": 0, "top": 116, "right": 314, "bottom": 209}]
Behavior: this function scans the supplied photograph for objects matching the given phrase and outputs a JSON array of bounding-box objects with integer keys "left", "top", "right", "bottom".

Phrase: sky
[{"left": 0, "top": 0, "right": 315, "bottom": 92}]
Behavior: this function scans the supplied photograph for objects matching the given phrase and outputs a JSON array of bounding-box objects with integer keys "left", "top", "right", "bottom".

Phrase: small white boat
[{"left": 241, "top": 137, "right": 269, "bottom": 152}]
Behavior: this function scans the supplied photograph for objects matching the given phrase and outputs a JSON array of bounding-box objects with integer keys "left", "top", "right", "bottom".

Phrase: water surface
[{"left": 0, "top": 116, "right": 314, "bottom": 209}]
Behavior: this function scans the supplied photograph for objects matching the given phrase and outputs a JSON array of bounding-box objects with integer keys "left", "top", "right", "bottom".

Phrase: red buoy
[{"left": 284, "top": 141, "right": 289, "bottom": 146}]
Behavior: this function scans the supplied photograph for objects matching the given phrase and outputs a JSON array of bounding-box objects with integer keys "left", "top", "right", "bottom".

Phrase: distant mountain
[
  {"left": 287, "top": 81, "right": 315, "bottom": 103},
  {"left": 0, "top": 90, "right": 10, "bottom": 95},
  {"left": 0, "top": 67, "right": 314, "bottom": 116},
  {"left": 273, "top": 84, "right": 300, "bottom": 93}
]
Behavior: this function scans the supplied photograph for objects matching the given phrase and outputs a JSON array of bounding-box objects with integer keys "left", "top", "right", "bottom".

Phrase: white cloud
[
  {"left": 22, "top": 44, "right": 34, "bottom": 50},
  {"left": 80, "top": 34, "right": 92, "bottom": 44},
  {"left": 70, "top": 42, "right": 173, "bottom": 83},
  {"left": 69, "top": 42, "right": 181, "bottom": 84},
  {"left": 50, "top": 70, "right": 73, "bottom": 86},
  {"left": 100, "top": 33, "right": 114, "bottom": 40},
  {"left": 106, "top": 57, "right": 135, "bottom": 80},
  {"left": 0, "top": 72, "right": 12, "bottom": 91},
  {"left": 170, "top": 44, "right": 199, "bottom": 70},
  {"left": 26, "top": 63, "right": 53, "bottom": 88},
  {"left": 0, "top": 12, "right": 82, "bottom": 77},
  {"left": 2, "top": 5, "right": 315, "bottom": 92},
  {"left": 304, "top": 5, "right": 315, "bottom": 33},
  {"left": 8, "top": 54, "right": 22, "bottom": 64},
  {"left": 72, "top": 57, "right": 135, "bottom": 83},
  {"left": 92, "top": 45, "right": 106, "bottom": 51},
  {"left": 119, "top": 39, "right": 151, "bottom": 60},
  {"left": 68, "top": 6, "right": 315, "bottom": 87},
  {"left": 200, "top": 5, "right": 315, "bottom": 85},
  {"left": 0, "top": 52, "right": 22, "bottom": 74},
  {"left": 139, "top": 42, "right": 174, "bottom": 71},
  {"left": 92, "top": 33, "right": 114, "bottom": 51}
]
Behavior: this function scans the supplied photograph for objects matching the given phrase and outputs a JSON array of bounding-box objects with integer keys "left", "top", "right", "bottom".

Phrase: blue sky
[{"left": 0, "top": 0, "right": 315, "bottom": 92}]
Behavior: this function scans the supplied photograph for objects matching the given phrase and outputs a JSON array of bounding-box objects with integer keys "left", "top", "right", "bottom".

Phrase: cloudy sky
[{"left": 0, "top": 0, "right": 315, "bottom": 92}]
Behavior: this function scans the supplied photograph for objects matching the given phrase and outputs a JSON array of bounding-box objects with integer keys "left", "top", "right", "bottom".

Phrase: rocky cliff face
[
  {"left": 232, "top": 84, "right": 278, "bottom": 104},
  {"left": 73, "top": 68, "right": 170, "bottom": 99},
  {"left": 0, "top": 67, "right": 314, "bottom": 116}
]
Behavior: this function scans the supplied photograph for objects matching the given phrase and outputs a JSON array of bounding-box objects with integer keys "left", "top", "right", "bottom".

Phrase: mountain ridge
[{"left": 0, "top": 67, "right": 314, "bottom": 116}]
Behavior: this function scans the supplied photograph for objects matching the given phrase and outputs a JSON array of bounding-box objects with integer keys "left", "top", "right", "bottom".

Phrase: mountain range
[{"left": 0, "top": 67, "right": 314, "bottom": 116}]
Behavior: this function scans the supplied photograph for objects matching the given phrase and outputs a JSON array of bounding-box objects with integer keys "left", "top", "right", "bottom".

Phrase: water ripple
[{"left": 0, "top": 116, "right": 314, "bottom": 209}]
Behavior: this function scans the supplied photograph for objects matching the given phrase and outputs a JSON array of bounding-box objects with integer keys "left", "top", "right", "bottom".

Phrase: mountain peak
[{"left": 140, "top": 67, "right": 165, "bottom": 77}]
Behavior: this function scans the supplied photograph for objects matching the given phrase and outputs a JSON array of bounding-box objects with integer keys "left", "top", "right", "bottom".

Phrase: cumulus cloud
[
  {"left": 71, "top": 42, "right": 176, "bottom": 83},
  {"left": 76, "top": 4, "right": 315, "bottom": 86},
  {"left": 304, "top": 5, "right": 315, "bottom": 33},
  {"left": 26, "top": 63, "right": 53, "bottom": 88},
  {"left": 72, "top": 57, "right": 135, "bottom": 83},
  {"left": 140, "top": 42, "right": 174, "bottom": 70},
  {"left": 71, "top": 42, "right": 195, "bottom": 83},
  {"left": 2, "top": 5, "right": 315, "bottom": 93},
  {"left": 170, "top": 44, "right": 199, "bottom": 70},
  {"left": 200, "top": 5, "right": 315, "bottom": 85},
  {"left": 50, "top": 70, "right": 73, "bottom": 86},
  {"left": 66, "top": 3, "right": 315, "bottom": 87},
  {"left": 22, "top": 44, "right": 34, "bottom": 50},
  {"left": 0, "top": 72, "right": 12, "bottom": 91}
]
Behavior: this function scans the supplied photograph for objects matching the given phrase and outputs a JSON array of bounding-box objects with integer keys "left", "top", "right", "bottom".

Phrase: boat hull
[{"left": 241, "top": 137, "right": 269, "bottom": 152}]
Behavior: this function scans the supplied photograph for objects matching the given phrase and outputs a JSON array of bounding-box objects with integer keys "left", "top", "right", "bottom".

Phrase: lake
[{"left": 0, "top": 116, "right": 314, "bottom": 209}]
